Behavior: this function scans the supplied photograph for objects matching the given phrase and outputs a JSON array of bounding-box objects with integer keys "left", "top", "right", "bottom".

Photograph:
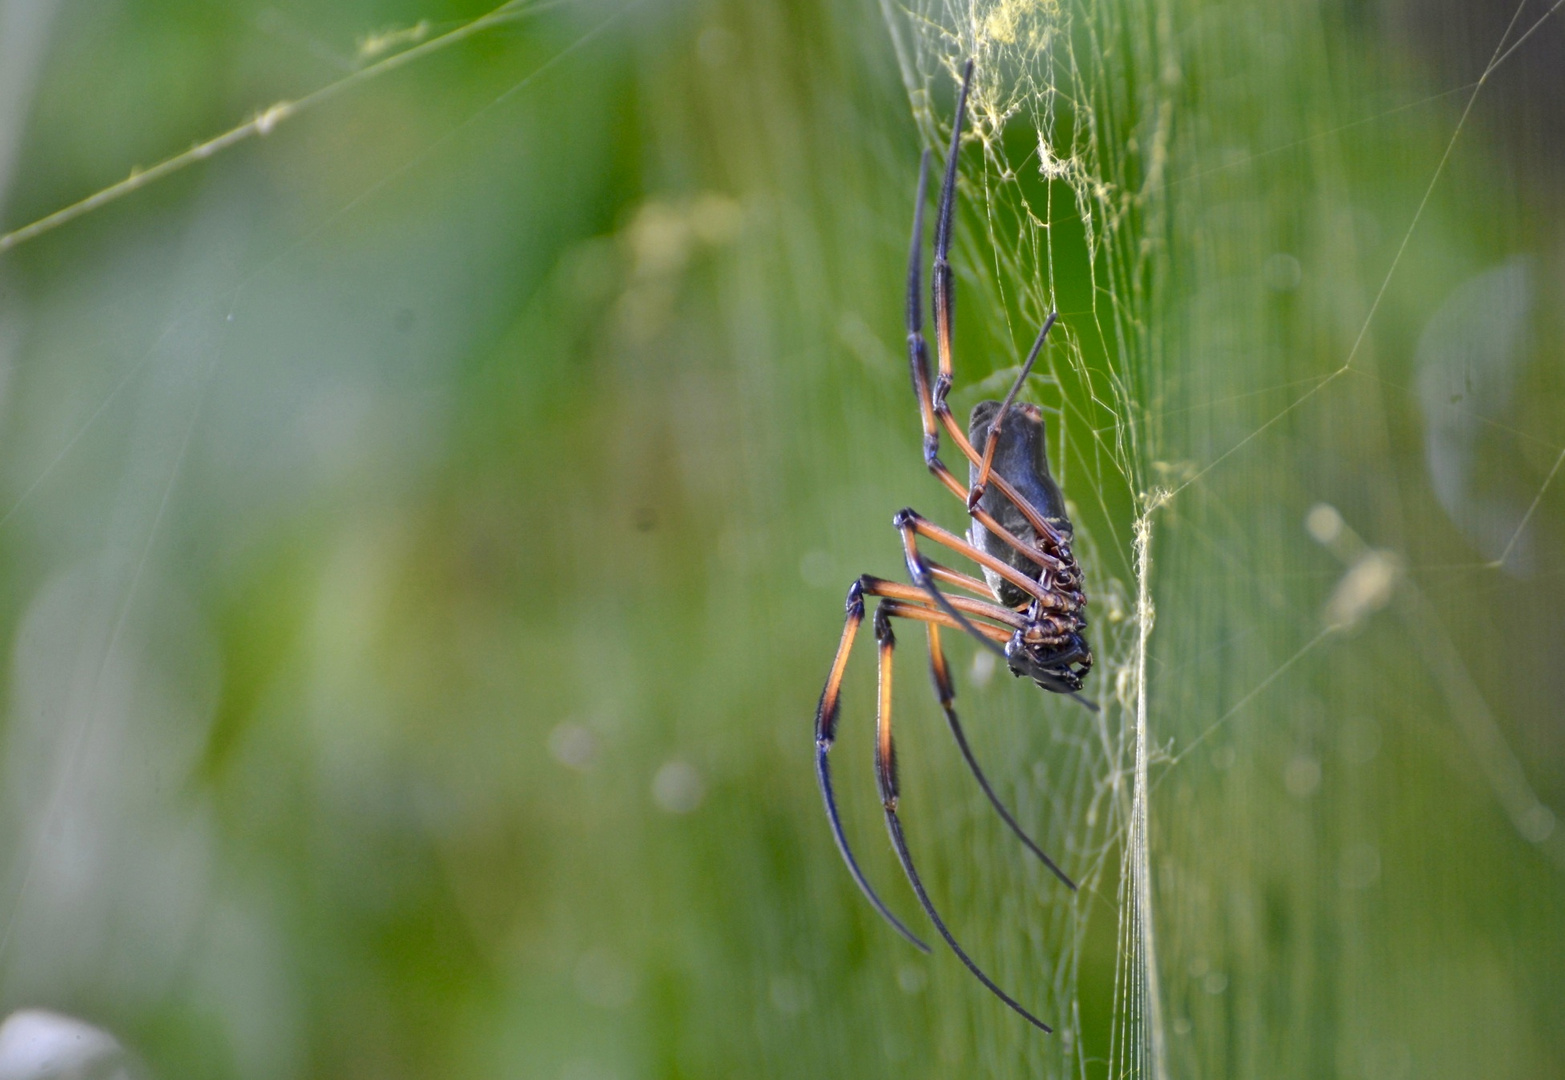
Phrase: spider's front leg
[{"left": 910, "top": 60, "right": 1075, "bottom": 557}]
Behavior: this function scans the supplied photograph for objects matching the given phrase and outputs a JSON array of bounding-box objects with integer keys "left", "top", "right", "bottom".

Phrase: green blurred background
[{"left": 0, "top": 0, "right": 1562, "bottom": 1076}]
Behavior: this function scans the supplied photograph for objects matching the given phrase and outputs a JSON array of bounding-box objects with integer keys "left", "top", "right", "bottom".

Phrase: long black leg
[
  {"left": 931, "top": 59, "right": 973, "bottom": 398},
  {"left": 815, "top": 582, "right": 930, "bottom": 952},
  {"left": 969, "top": 312, "right": 1058, "bottom": 510},
  {"left": 926, "top": 623, "right": 1077, "bottom": 890},
  {"left": 873, "top": 605, "right": 1053, "bottom": 1032},
  {"left": 903, "top": 102, "right": 1075, "bottom": 569},
  {"left": 922, "top": 60, "right": 1074, "bottom": 555},
  {"left": 907, "top": 151, "right": 941, "bottom": 458}
]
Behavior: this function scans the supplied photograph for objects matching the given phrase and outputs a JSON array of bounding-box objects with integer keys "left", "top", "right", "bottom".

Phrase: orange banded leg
[
  {"left": 926, "top": 623, "right": 1076, "bottom": 890},
  {"left": 930, "top": 61, "right": 972, "bottom": 394},
  {"left": 902, "top": 86, "right": 1073, "bottom": 568},
  {"left": 896, "top": 509, "right": 1069, "bottom": 612},
  {"left": 859, "top": 575, "right": 1025, "bottom": 629},
  {"left": 875, "top": 595, "right": 1075, "bottom": 886},
  {"left": 925, "top": 561, "right": 1008, "bottom": 602},
  {"left": 923, "top": 59, "right": 1070, "bottom": 555},
  {"left": 893, "top": 513, "right": 1018, "bottom": 665},
  {"left": 814, "top": 581, "right": 929, "bottom": 952},
  {"left": 872, "top": 603, "right": 1053, "bottom": 1032},
  {"left": 874, "top": 599, "right": 1010, "bottom": 642},
  {"left": 906, "top": 151, "right": 941, "bottom": 461},
  {"left": 922, "top": 453, "right": 1071, "bottom": 578}
]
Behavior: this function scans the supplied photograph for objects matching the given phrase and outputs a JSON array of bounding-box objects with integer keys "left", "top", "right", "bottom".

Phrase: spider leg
[
  {"left": 897, "top": 513, "right": 1093, "bottom": 714},
  {"left": 930, "top": 59, "right": 972, "bottom": 401},
  {"left": 872, "top": 604, "right": 1053, "bottom": 1032},
  {"left": 925, "top": 622, "right": 1077, "bottom": 890},
  {"left": 896, "top": 508, "right": 1068, "bottom": 612},
  {"left": 874, "top": 599, "right": 1011, "bottom": 641},
  {"left": 924, "top": 60, "right": 1074, "bottom": 554},
  {"left": 906, "top": 151, "right": 941, "bottom": 460},
  {"left": 902, "top": 102, "right": 1074, "bottom": 574},
  {"left": 871, "top": 585, "right": 1081, "bottom": 874},
  {"left": 859, "top": 575, "right": 1025, "bottom": 630},
  {"left": 815, "top": 581, "right": 930, "bottom": 953},
  {"left": 921, "top": 452, "right": 1072, "bottom": 578},
  {"left": 924, "top": 560, "right": 1007, "bottom": 602},
  {"left": 969, "top": 313, "right": 1057, "bottom": 511},
  {"left": 893, "top": 510, "right": 1012, "bottom": 663}
]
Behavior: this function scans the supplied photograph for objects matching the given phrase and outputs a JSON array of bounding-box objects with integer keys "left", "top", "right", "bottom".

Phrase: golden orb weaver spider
[{"left": 812, "top": 60, "right": 1092, "bottom": 1032}]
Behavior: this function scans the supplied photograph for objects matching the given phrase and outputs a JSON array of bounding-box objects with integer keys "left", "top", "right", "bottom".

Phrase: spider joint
[{"left": 845, "top": 580, "right": 866, "bottom": 615}]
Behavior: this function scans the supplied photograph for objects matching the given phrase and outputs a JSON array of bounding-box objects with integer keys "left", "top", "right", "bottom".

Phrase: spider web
[
  {"left": 884, "top": 2, "right": 1170, "bottom": 1073},
  {"left": 885, "top": 0, "right": 1565, "bottom": 1076}
]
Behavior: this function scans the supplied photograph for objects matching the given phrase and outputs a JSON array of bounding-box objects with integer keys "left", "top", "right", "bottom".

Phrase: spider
[{"left": 812, "top": 60, "right": 1092, "bottom": 1033}]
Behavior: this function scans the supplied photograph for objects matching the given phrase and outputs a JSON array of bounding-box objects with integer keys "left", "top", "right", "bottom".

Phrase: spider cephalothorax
[{"left": 812, "top": 59, "right": 1093, "bottom": 1033}]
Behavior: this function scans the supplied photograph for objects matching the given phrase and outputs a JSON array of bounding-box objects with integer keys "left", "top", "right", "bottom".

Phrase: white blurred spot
[
  {"left": 798, "top": 550, "right": 835, "bottom": 589},
  {"left": 1284, "top": 754, "right": 1321, "bottom": 798},
  {"left": 1323, "top": 550, "right": 1399, "bottom": 631},
  {"left": 1339, "top": 842, "right": 1381, "bottom": 890},
  {"left": 1150, "top": 460, "right": 1198, "bottom": 484},
  {"left": 615, "top": 195, "right": 742, "bottom": 343},
  {"left": 1416, "top": 257, "right": 1536, "bottom": 573},
  {"left": 1173, "top": 1017, "right": 1193, "bottom": 1036},
  {"left": 652, "top": 760, "right": 705, "bottom": 814},
  {"left": 1304, "top": 503, "right": 1343, "bottom": 546},
  {"left": 0, "top": 1009, "right": 131, "bottom": 1080},
  {"left": 969, "top": 649, "right": 997, "bottom": 688},
  {"left": 574, "top": 948, "right": 636, "bottom": 1009},
  {"left": 1201, "top": 971, "right": 1229, "bottom": 995},
  {"left": 548, "top": 724, "right": 598, "bottom": 771},
  {"left": 1519, "top": 803, "right": 1556, "bottom": 844},
  {"left": 356, "top": 21, "right": 430, "bottom": 61},
  {"left": 696, "top": 25, "right": 737, "bottom": 68},
  {"left": 768, "top": 975, "right": 810, "bottom": 1015},
  {"left": 896, "top": 964, "right": 927, "bottom": 995},
  {"left": 1262, "top": 253, "right": 1302, "bottom": 291},
  {"left": 1340, "top": 716, "right": 1382, "bottom": 765}
]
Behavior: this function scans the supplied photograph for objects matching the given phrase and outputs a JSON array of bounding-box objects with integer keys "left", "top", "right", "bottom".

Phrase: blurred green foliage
[{"left": 0, "top": 0, "right": 1562, "bottom": 1077}]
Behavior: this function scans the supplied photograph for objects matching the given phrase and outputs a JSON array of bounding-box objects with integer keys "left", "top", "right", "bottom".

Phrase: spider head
[{"left": 1003, "top": 631, "right": 1088, "bottom": 694}]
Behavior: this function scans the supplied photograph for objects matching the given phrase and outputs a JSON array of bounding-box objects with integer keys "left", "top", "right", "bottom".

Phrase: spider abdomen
[{"left": 966, "top": 400, "right": 1072, "bottom": 606}]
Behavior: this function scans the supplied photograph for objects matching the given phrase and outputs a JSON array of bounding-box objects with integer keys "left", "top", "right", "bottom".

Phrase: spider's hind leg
[
  {"left": 925, "top": 622, "right": 1077, "bottom": 890},
  {"left": 871, "top": 602, "right": 1053, "bottom": 1032},
  {"left": 814, "top": 581, "right": 929, "bottom": 953}
]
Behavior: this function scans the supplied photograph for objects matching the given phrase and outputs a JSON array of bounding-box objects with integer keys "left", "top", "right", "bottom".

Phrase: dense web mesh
[
  {"left": 880, "top": 0, "right": 1565, "bottom": 1075},
  {"left": 882, "top": 1, "right": 1172, "bottom": 1072}
]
